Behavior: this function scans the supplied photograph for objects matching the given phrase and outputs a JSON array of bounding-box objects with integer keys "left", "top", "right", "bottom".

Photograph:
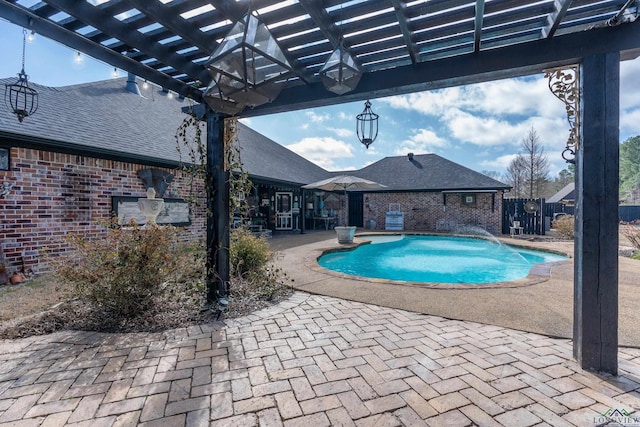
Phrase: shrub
[
  {"left": 621, "top": 220, "right": 640, "bottom": 251},
  {"left": 554, "top": 215, "right": 575, "bottom": 239},
  {"left": 225, "top": 228, "right": 292, "bottom": 315},
  {"left": 54, "top": 220, "right": 200, "bottom": 318},
  {"left": 229, "top": 227, "right": 272, "bottom": 276}
]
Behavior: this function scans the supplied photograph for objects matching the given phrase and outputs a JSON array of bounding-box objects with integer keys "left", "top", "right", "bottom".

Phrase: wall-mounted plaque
[{"left": 112, "top": 196, "right": 191, "bottom": 226}]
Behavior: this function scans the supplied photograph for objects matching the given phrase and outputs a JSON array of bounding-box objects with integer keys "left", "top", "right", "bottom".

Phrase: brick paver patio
[{"left": 1, "top": 292, "right": 639, "bottom": 426}]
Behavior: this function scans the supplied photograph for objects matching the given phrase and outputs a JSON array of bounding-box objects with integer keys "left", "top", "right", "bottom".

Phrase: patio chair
[{"left": 510, "top": 221, "right": 524, "bottom": 237}]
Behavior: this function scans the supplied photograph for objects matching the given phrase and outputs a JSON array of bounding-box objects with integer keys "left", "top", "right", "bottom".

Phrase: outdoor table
[{"left": 313, "top": 216, "right": 336, "bottom": 230}]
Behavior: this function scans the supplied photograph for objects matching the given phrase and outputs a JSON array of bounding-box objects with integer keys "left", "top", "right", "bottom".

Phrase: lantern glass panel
[
  {"left": 319, "top": 46, "right": 361, "bottom": 95},
  {"left": 204, "top": 13, "right": 292, "bottom": 113}
]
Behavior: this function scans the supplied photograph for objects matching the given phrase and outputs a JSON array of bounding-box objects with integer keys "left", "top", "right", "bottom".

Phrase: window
[
  {"left": 0, "top": 148, "right": 9, "bottom": 171},
  {"left": 462, "top": 194, "right": 476, "bottom": 206}
]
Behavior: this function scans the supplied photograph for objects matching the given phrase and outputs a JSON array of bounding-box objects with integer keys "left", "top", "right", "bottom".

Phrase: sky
[{"left": 1, "top": 18, "right": 639, "bottom": 180}]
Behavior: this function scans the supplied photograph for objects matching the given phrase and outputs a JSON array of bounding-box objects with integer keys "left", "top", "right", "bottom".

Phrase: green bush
[
  {"left": 229, "top": 227, "right": 272, "bottom": 276},
  {"left": 55, "top": 220, "right": 200, "bottom": 318},
  {"left": 225, "top": 228, "right": 292, "bottom": 314},
  {"left": 554, "top": 215, "right": 575, "bottom": 239}
]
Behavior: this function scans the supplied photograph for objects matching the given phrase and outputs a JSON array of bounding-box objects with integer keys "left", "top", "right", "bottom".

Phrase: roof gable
[
  {"left": 547, "top": 182, "right": 576, "bottom": 203},
  {"left": 353, "top": 153, "right": 509, "bottom": 191}
]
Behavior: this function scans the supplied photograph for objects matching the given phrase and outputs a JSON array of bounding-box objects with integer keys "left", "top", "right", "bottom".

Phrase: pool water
[{"left": 318, "top": 234, "right": 568, "bottom": 284}]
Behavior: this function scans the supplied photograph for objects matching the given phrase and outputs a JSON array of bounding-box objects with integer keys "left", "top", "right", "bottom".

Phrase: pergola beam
[
  {"left": 0, "top": 0, "right": 203, "bottom": 101},
  {"left": 42, "top": 0, "right": 210, "bottom": 84},
  {"left": 240, "top": 20, "right": 640, "bottom": 117},
  {"left": 123, "top": 0, "right": 215, "bottom": 54},
  {"left": 390, "top": 0, "right": 420, "bottom": 64},
  {"left": 474, "top": 0, "right": 486, "bottom": 52},
  {"left": 543, "top": 0, "right": 574, "bottom": 39}
]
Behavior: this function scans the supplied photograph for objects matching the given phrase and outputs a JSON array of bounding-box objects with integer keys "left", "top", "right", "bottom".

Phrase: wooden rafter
[{"left": 390, "top": 0, "right": 419, "bottom": 64}]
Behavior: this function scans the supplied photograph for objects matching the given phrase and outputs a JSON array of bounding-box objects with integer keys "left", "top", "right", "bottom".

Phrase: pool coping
[{"left": 305, "top": 232, "right": 573, "bottom": 290}]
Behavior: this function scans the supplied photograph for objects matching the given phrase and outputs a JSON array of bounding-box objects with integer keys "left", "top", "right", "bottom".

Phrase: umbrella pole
[{"left": 344, "top": 188, "right": 348, "bottom": 226}]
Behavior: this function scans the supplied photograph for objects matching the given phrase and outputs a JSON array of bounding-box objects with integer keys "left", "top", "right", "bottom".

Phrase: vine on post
[{"left": 175, "top": 111, "right": 253, "bottom": 223}]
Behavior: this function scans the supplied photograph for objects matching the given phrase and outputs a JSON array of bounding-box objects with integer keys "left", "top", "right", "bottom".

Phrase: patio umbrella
[
  {"left": 301, "top": 175, "right": 387, "bottom": 193},
  {"left": 302, "top": 175, "right": 387, "bottom": 226}
]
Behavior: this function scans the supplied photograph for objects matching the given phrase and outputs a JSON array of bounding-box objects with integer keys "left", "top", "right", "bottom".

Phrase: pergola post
[
  {"left": 205, "top": 111, "right": 230, "bottom": 303},
  {"left": 573, "top": 52, "right": 620, "bottom": 374}
]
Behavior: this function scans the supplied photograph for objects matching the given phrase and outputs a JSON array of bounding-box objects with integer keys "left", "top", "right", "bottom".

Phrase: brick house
[
  {"left": 348, "top": 153, "right": 510, "bottom": 233},
  {"left": 0, "top": 76, "right": 508, "bottom": 274}
]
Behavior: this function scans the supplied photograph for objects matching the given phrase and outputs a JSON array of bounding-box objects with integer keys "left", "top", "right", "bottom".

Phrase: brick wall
[
  {"left": 0, "top": 147, "right": 206, "bottom": 274},
  {"left": 362, "top": 191, "right": 503, "bottom": 233}
]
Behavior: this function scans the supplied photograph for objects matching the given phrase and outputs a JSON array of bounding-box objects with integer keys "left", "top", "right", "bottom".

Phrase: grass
[
  {"left": 0, "top": 275, "right": 73, "bottom": 322},
  {"left": 0, "top": 265, "right": 292, "bottom": 339}
]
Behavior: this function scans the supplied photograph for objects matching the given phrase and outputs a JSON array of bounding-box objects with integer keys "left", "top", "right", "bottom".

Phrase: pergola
[{"left": 1, "top": 0, "right": 639, "bottom": 375}]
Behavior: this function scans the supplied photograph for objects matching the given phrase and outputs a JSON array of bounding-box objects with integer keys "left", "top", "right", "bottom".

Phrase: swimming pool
[{"left": 318, "top": 234, "right": 568, "bottom": 285}]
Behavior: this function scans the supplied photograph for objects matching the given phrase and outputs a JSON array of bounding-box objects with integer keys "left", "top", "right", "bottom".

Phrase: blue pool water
[{"left": 318, "top": 234, "right": 568, "bottom": 284}]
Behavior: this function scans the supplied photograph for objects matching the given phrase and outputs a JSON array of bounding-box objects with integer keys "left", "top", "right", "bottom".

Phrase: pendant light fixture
[
  {"left": 204, "top": 10, "right": 293, "bottom": 115},
  {"left": 319, "top": 40, "right": 362, "bottom": 95},
  {"left": 356, "top": 100, "right": 379, "bottom": 149},
  {"left": 4, "top": 29, "right": 38, "bottom": 123}
]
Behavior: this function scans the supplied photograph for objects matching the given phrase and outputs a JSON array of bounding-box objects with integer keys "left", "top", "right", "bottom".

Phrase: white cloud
[
  {"left": 621, "top": 57, "right": 640, "bottom": 111},
  {"left": 328, "top": 127, "right": 354, "bottom": 137},
  {"left": 305, "top": 111, "right": 331, "bottom": 123},
  {"left": 479, "top": 154, "right": 519, "bottom": 170},
  {"left": 445, "top": 110, "right": 524, "bottom": 146},
  {"left": 381, "top": 77, "right": 565, "bottom": 119},
  {"left": 285, "top": 137, "right": 353, "bottom": 170},
  {"left": 394, "top": 128, "right": 447, "bottom": 155},
  {"left": 621, "top": 108, "right": 640, "bottom": 137},
  {"left": 461, "top": 78, "right": 564, "bottom": 118},
  {"left": 382, "top": 87, "right": 463, "bottom": 116}
]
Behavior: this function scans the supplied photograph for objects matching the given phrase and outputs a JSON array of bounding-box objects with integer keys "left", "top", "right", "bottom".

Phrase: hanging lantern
[
  {"left": 4, "top": 29, "right": 38, "bottom": 123},
  {"left": 356, "top": 100, "right": 378, "bottom": 149},
  {"left": 203, "top": 12, "right": 293, "bottom": 114},
  {"left": 319, "top": 42, "right": 361, "bottom": 95}
]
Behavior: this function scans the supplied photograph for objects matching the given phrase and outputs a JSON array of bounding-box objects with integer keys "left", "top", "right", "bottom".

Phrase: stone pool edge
[{"left": 304, "top": 232, "right": 572, "bottom": 290}]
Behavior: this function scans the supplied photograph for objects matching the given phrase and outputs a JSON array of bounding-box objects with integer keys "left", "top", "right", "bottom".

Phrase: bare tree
[
  {"left": 520, "top": 127, "right": 550, "bottom": 198},
  {"left": 505, "top": 154, "right": 528, "bottom": 197}
]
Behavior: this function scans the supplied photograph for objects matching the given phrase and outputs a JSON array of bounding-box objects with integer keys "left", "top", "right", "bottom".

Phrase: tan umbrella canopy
[
  {"left": 302, "top": 175, "right": 386, "bottom": 226},
  {"left": 301, "top": 175, "right": 387, "bottom": 192}
]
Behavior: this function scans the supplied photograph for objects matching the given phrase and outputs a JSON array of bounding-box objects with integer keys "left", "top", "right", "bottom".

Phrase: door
[
  {"left": 348, "top": 192, "right": 364, "bottom": 227},
  {"left": 275, "top": 192, "right": 293, "bottom": 230}
]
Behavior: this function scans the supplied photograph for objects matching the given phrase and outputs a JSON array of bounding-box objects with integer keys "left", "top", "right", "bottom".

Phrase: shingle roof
[
  {"left": 0, "top": 77, "right": 328, "bottom": 185},
  {"left": 0, "top": 77, "right": 188, "bottom": 163},
  {"left": 237, "top": 125, "right": 328, "bottom": 185},
  {"left": 0, "top": 78, "right": 508, "bottom": 192},
  {"left": 354, "top": 153, "right": 510, "bottom": 192},
  {"left": 547, "top": 182, "right": 575, "bottom": 203}
]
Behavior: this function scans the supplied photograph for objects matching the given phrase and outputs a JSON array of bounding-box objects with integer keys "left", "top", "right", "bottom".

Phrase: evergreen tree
[{"left": 620, "top": 135, "right": 640, "bottom": 204}]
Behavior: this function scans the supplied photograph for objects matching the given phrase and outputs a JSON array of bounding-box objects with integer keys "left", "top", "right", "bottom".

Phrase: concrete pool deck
[
  {"left": 271, "top": 231, "right": 640, "bottom": 348},
  {"left": 0, "top": 230, "right": 638, "bottom": 426}
]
